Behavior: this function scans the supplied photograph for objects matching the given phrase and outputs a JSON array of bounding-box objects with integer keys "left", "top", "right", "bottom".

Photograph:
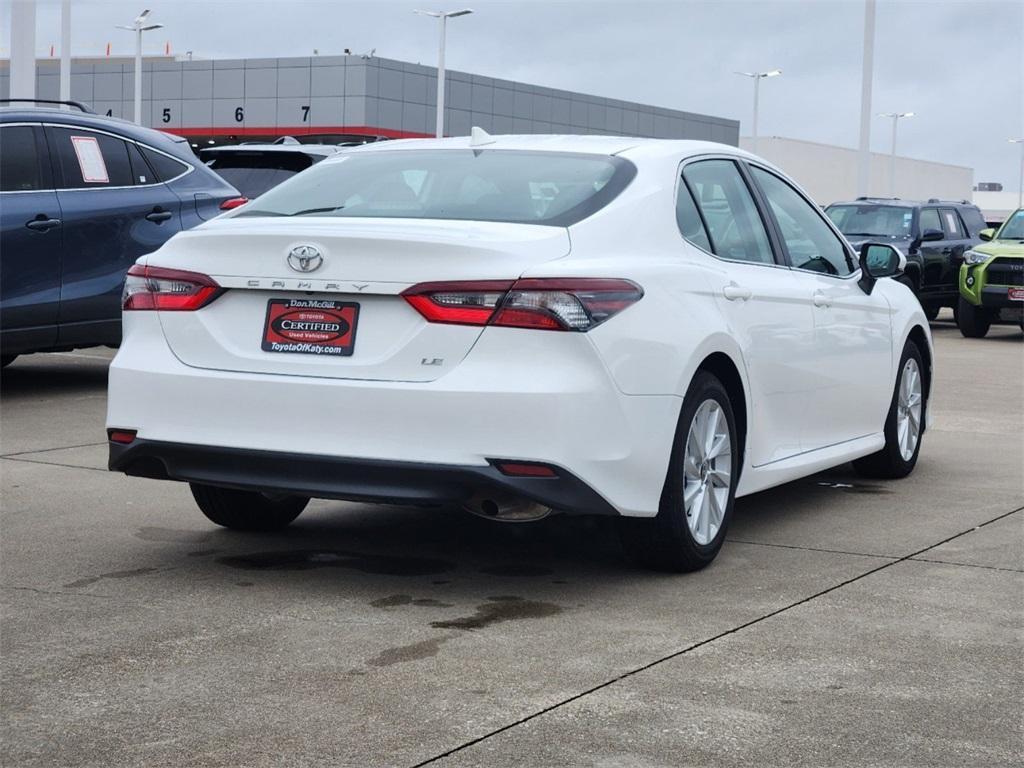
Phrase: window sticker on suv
[{"left": 70, "top": 136, "right": 109, "bottom": 183}]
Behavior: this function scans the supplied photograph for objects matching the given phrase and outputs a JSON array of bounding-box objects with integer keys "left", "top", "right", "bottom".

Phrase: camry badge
[{"left": 287, "top": 245, "right": 324, "bottom": 273}]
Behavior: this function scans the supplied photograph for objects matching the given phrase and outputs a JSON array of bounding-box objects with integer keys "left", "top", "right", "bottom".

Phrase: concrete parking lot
[{"left": 1, "top": 312, "right": 1021, "bottom": 767}]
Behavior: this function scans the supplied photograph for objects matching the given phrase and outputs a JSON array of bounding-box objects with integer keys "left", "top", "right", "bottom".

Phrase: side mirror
[
  {"left": 858, "top": 242, "right": 907, "bottom": 294},
  {"left": 978, "top": 228, "right": 995, "bottom": 242},
  {"left": 920, "top": 228, "right": 944, "bottom": 242}
]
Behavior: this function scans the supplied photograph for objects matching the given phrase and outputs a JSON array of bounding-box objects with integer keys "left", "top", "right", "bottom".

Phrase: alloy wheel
[
  {"left": 896, "top": 357, "right": 923, "bottom": 461},
  {"left": 683, "top": 399, "right": 732, "bottom": 545}
]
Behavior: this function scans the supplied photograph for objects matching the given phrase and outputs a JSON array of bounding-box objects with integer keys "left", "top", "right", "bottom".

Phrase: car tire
[
  {"left": 190, "top": 483, "right": 309, "bottom": 531},
  {"left": 0, "top": 355, "right": 17, "bottom": 368},
  {"left": 618, "top": 371, "right": 739, "bottom": 572},
  {"left": 956, "top": 296, "right": 990, "bottom": 338},
  {"left": 853, "top": 340, "right": 926, "bottom": 480}
]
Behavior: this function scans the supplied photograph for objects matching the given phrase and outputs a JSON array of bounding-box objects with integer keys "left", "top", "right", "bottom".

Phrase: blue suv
[{"left": 0, "top": 102, "right": 238, "bottom": 367}]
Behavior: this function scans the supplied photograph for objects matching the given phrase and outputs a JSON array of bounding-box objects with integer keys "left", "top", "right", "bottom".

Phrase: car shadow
[{"left": 1, "top": 355, "right": 111, "bottom": 399}]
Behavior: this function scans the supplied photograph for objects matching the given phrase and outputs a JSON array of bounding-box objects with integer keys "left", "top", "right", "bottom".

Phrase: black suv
[{"left": 825, "top": 197, "right": 987, "bottom": 319}]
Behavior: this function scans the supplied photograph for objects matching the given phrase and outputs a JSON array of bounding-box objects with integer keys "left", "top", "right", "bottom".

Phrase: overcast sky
[{"left": 4, "top": 0, "right": 1023, "bottom": 185}]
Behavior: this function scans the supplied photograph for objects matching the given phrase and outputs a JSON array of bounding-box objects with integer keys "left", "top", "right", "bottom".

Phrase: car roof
[
  {"left": 830, "top": 197, "right": 978, "bottom": 209},
  {"left": 0, "top": 106, "right": 191, "bottom": 146},
  {"left": 330, "top": 133, "right": 755, "bottom": 163},
  {"left": 200, "top": 143, "right": 343, "bottom": 157}
]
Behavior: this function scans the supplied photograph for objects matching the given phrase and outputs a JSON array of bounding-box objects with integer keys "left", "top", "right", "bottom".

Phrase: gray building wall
[{"left": 0, "top": 55, "right": 739, "bottom": 144}]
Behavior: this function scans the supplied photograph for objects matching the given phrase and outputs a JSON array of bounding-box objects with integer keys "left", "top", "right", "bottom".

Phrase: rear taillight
[
  {"left": 123, "top": 264, "right": 222, "bottom": 311},
  {"left": 402, "top": 278, "right": 642, "bottom": 331},
  {"left": 220, "top": 197, "right": 249, "bottom": 210},
  {"left": 107, "top": 429, "right": 137, "bottom": 444}
]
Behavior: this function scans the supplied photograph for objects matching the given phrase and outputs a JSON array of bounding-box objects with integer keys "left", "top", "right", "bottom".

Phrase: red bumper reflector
[
  {"left": 220, "top": 196, "right": 249, "bottom": 210},
  {"left": 493, "top": 461, "right": 558, "bottom": 478},
  {"left": 108, "top": 429, "right": 137, "bottom": 444}
]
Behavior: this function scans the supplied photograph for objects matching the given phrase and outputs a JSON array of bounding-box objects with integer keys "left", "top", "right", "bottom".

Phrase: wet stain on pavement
[
  {"left": 370, "top": 594, "right": 453, "bottom": 609},
  {"left": 64, "top": 567, "right": 158, "bottom": 589},
  {"left": 478, "top": 564, "right": 554, "bottom": 577},
  {"left": 364, "top": 596, "right": 564, "bottom": 667},
  {"left": 135, "top": 527, "right": 217, "bottom": 544},
  {"left": 431, "top": 595, "right": 562, "bottom": 630},
  {"left": 217, "top": 550, "right": 454, "bottom": 576},
  {"left": 367, "top": 636, "right": 452, "bottom": 667}
]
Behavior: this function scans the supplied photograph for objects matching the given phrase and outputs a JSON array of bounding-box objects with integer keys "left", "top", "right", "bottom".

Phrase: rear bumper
[
  {"left": 109, "top": 438, "right": 619, "bottom": 516},
  {"left": 106, "top": 314, "right": 681, "bottom": 517}
]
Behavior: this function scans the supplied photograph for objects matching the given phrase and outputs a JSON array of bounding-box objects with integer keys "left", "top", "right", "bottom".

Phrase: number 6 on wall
[{"left": 235, "top": 106, "right": 244, "bottom": 123}]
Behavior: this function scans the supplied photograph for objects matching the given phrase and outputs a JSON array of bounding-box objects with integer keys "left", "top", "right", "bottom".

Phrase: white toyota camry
[{"left": 107, "top": 133, "right": 932, "bottom": 571}]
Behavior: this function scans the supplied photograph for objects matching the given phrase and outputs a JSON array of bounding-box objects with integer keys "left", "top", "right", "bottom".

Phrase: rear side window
[
  {"left": 959, "top": 206, "right": 986, "bottom": 234},
  {"left": 675, "top": 178, "right": 712, "bottom": 252},
  {"left": 204, "top": 152, "right": 313, "bottom": 198},
  {"left": 940, "top": 208, "right": 966, "bottom": 238},
  {"left": 0, "top": 125, "right": 45, "bottom": 192},
  {"left": 140, "top": 146, "right": 191, "bottom": 183},
  {"left": 682, "top": 159, "right": 774, "bottom": 265},
  {"left": 234, "top": 149, "right": 636, "bottom": 227},
  {"left": 126, "top": 142, "right": 154, "bottom": 185},
  {"left": 48, "top": 127, "right": 136, "bottom": 188}
]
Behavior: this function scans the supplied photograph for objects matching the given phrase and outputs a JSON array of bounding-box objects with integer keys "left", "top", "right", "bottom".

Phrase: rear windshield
[
  {"left": 233, "top": 149, "right": 636, "bottom": 226},
  {"left": 205, "top": 152, "right": 315, "bottom": 198},
  {"left": 826, "top": 204, "right": 913, "bottom": 238}
]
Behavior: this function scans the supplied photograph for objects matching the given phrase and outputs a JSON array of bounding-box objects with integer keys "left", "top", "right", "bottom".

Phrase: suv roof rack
[
  {"left": 856, "top": 196, "right": 901, "bottom": 201},
  {"left": 0, "top": 98, "right": 95, "bottom": 114},
  {"left": 926, "top": 198, "right": 972, "bottom": 205}
]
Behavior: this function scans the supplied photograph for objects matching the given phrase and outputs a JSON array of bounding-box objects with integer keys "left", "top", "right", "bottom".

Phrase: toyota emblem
[{"left": 287, "top": 245, "right": 324, "bottom": 273}]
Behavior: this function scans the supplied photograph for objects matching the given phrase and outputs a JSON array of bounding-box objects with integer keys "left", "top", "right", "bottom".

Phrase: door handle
[
  {"left": 812, "top": 291, "right": 832, "bottom": 308},
  {"left": 25, "top": 217, "right": 61, "bottom": 232},
  {"left": 723, "top": 283, "right": 752, "bottom": 301},
  {"left": 146, "top": 209, "right": 173, "bottom": 223}
]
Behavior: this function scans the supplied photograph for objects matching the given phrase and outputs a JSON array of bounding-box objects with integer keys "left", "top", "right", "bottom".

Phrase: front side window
[
  {"left": 751, "top": 166, "right": 854, "bottom": 276},
  {"left": 0, "top": 125, "right": 44, "bottom": 192},
  {"left": 234, "top": 149, "right": 636, "bottom": 227},
  {"left": 919, "top": 208, "right": 941, "bottom": 235},
  {"left": 49, "top": 127, "right": 134, "bottom": 188},
  {"left": 681, "top": 159, "right": 774, "bottom": 265}
]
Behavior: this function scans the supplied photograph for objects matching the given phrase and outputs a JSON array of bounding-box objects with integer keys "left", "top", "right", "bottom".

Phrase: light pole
[
  {"left": 879, "top": 111, "right": 913, "bottom": 196},
  {"left": 415, "top": 8, "right": 473, "bottom": 138},
  {"left": 856, "top": 0, "right": 877, "bottom": 196},
  {"left": 734, "top": 70, "right": 781, "bottom": 155},
  {"left": 116, "top": 9, "right": 163, "bottom": 125},
  {"left": 1010, "top": 138, "right": 1024, "bottom": 208}
]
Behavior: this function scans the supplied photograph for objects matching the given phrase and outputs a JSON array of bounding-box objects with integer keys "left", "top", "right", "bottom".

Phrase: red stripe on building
[{"left": 160, "top": 125, "right": 433, "bottom": 139}]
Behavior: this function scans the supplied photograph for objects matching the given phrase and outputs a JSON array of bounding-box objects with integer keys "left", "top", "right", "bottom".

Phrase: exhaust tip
[{"left": 464, "top": 492, "right": 553, "bottom": 523}]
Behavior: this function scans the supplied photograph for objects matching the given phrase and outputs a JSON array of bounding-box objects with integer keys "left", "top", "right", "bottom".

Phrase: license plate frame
[
  {"left": 261, "top": 298, "right": 359, "bottom": 357},
  {"left": 1009, "top": 287, "right": 1024, "bottom": 302}
]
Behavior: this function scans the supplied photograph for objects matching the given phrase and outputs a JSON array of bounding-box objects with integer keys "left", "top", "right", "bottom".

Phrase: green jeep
[{"left": 957, "top": 207, "right": 1024, "bottom": 337}]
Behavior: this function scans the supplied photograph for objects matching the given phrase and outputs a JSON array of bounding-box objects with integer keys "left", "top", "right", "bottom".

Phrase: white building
[{"left": 740, "top": 136, "right": 974, "bottom": 207}]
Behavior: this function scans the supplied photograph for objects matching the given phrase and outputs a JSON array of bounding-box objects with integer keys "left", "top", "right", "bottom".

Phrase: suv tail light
[
  {"left": 123, "top": 264, "right": 222, "bottom": 311},
  {"left": 220, "top": 196, "right": 249, "bottom": 210},
  {"left": 402, "top": 278, "right": 642, "bottom": 331}
]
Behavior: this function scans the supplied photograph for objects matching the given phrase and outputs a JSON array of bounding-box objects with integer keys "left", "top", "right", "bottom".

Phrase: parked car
[
  {"left": 825, "top": 197, "right": 987, "bottom": 319},
  {"left": 957, "top": 207, "right": 1024, "bottom": 337},
  {"left": 200, "top": 136, "right": 386, "bottom": 202},
  {"left": 0, "top": 101, "right": 239, "bottom": 367},
  {"left": 107, "top": 134, "right": 932, "bottom": 572}
]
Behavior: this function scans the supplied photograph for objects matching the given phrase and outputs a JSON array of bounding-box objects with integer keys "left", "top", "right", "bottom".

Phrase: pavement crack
[
  {"left": 0, "top": 441, "right": 106, "bottom": 458},
  {"left": 1, "top": 456, "right": 109, "bottom": 473},
  {"left": 908, "top": 557, "right": 1023, "bottom": 574},
  {"left": 3, "top": 585, "right": 116, "bottom": 599},
  {"left": 727, "top": 539, "right": 898, "bottom": 560},
  {"left": 408, "top": 503, "right": 1024, "bottom": 768}
]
